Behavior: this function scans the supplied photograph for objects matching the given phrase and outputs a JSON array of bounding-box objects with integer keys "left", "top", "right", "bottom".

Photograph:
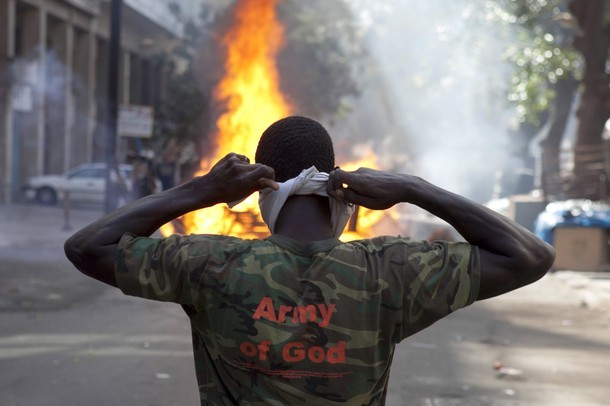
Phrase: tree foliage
[
  {"left": 154, "top": 64, "right": 208, "bottom": 142},
  {"left": 153, "top": 2, "right": 218, "bottom": 143},
  {"left": 498, "top": 0, "right": 582, "bottom": 125},
  {"left": 497, "top": 0, "right": 610, "bottom": 200},
  {"left": 276, "top": 0, "right": 367, "bottom": 118}
]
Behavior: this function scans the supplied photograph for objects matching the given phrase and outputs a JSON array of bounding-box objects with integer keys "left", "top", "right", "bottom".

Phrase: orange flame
[
  {"left": 160, "top": 0, "right": 397, "bottom": 240},
  {"left": 212, "top": 0, "right": 291, "bottom": 162},
  {"left": 161, "top": 0, "right": 289, "bottom": 239}
]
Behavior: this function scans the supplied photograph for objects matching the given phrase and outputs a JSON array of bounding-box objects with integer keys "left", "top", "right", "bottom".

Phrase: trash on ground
[{"left": 493, "top": 360, "right": 525, "bottom": 380}]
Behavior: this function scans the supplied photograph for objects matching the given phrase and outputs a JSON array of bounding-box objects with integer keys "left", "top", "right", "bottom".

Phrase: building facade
[{"left": 0, "top": 0, "right": 190, "bottom": 203}]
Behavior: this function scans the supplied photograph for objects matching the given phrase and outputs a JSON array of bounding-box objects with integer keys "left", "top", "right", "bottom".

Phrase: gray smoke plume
[{"left": 338, "top": 0, "right": 519, "bottom": 203}]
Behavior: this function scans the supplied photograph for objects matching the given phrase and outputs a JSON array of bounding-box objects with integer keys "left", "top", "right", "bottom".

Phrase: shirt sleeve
[
  {"left": 114, "top": 233, "right": 204, "bottom": 304},
  {"left": 391, "top": 238, "right": 480, "bottom": 341}
]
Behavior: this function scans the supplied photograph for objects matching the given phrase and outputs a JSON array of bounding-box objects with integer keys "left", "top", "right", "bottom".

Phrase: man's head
[{"left": 255, "top": 116, "right": 335, "bottom": 182}]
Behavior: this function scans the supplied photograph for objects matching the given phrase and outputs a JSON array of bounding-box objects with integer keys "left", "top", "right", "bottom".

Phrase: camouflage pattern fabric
[{"left": 116, "top": 232, "right": 480, "bottom": 405}]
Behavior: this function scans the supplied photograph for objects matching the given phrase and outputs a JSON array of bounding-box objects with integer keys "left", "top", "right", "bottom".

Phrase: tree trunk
[
  {"left": 537, "top": 76, "right": 579, "bottom": 200},
  {"left": 566, "top": 0, "right": 610, "bottom": 199}
]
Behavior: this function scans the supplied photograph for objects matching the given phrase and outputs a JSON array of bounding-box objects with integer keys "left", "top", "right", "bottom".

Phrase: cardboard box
[{"left": 553, "top": 227, "right": 609, "bottom": 272}]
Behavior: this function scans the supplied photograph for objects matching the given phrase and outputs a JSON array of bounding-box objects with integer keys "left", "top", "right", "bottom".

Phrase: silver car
[{"left": 23, "top": 163, "right": 133, "bottom": 205}]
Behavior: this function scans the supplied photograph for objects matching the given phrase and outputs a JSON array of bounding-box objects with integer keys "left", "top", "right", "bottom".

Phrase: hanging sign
[{"left": 118, "top": 105, "right": 154, "bottom": 138}]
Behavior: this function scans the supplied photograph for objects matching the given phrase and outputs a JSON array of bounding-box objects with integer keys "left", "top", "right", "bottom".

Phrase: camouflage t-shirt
[{"left": 115, "top": 233, "right": 480, "bottom": 405}]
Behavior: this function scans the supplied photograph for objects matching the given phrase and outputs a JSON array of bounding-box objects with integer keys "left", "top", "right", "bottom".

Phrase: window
[{"left": 69, "top": 168, "right": 105, "bottom": 179}]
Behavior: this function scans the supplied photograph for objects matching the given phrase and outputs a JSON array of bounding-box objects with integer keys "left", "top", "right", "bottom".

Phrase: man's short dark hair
[{"left": 255, "top": 116, "right": 335, "bottom": 182}]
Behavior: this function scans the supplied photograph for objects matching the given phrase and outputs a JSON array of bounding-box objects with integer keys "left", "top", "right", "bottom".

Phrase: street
[{"left": 1, "top": 203, "right": 609, "bottom": 405}]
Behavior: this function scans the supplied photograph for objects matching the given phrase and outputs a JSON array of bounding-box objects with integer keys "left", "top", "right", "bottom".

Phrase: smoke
[
  {"left": 342, "top": 0, "right": 519, "bottom": 202},
  {"left": 10, "top": 46, "right": 103, "bottom": 180},
  {"left": 10, "top": 48, "right": 71, "bottom": 178},
  {"left": 11, "top": 48, "right": 74, "bottom": 111}
]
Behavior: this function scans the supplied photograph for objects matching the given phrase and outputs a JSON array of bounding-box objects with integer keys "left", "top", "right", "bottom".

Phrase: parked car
[{"left": 23, "top": 163, "right": 133, "bottom": 206}]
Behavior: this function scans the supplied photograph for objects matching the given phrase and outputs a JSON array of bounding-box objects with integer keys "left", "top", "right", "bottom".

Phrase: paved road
[{"left": 1, "top": 203, "right": 609, "bottom": 405}]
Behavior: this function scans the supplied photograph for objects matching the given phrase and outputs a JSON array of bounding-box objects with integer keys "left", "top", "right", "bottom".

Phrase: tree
[
  {"left": 565, "top": 0, "right": 610, "bottom": 200},
  {"left": 570, "top": 0, "right": 610, "bottom": 148},
  {"left": 154, "top": 62, "right": 209, "bottom": 144},
  {"left": 155, "top": 2, "right": 217, "bottom": 144},
  {"left": 500, "top": 0, "right": 581, "bottom": 198},
  {"left": 502, "top": 0, "right": 610, "bottom": 200},
  {"left": 276, "top": 0, "right": 367, "bottom": 119}
]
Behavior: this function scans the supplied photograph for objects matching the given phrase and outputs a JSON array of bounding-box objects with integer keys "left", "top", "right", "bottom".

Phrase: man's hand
[
  {"left": 327, "top": 167, "right": 408, "bottom": 210},
  {"left": 204, "top": 153, "right": 278, "bottom": 205},
  {"left": 328, "top": 165, "right": 555, "bottom": 301},
  {"left": 64, "top": 152, "right": 278, "bottom": 288}
]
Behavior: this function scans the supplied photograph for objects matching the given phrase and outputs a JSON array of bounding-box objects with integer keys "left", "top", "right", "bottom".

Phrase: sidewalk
[
  {"left": 0, "top": 202, "right": 103, "bottom": 249},
  {"left": 553, "top": 270, "right": 610, "bottom": 311},
  {"left": 0, "top": 202, "right": 106, "bottom": 313}
]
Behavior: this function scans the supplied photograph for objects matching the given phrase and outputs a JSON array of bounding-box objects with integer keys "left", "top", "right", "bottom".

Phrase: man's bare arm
[
  {"left": 64, "top": 154, "right": 277, "bottom": 287},
  {"left": 327, "top": 167, "right": 555, "bottom": 300}
]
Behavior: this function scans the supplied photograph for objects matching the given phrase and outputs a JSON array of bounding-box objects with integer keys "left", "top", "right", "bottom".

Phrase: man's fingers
[
  {"left": 216, "top": 153, "right": 248, "bottom": 168},
  {"left": 335, "top": 186, "right": 359, "bottom": 204},
  {"left": 237, "top": 154, "right": 250, "bottom": 163},
  {"left": 258, "top": 178, "right": 279, "bottom": 190},
  {"left": 328, "top": 169, "right": 374, "bottom": 207},
  {"left": 328, "top": 168, "right": 349, "bottom": 196},
  {"left": 245, "top": 164, "right": 275, "bottom": 185},
  {"left": 333, "top": 188, "right": 345, "bottom": 199},
  {"left": 343, "top": 187, "right": 383, "bottom": 210},
  {"left": 329, "top": 169, "right": 365, "bottom": 198}
]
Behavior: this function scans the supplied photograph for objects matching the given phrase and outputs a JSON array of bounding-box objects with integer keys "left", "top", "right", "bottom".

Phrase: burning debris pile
[{"left": 161, "top": 0, "right": 396, "bottom": 240}]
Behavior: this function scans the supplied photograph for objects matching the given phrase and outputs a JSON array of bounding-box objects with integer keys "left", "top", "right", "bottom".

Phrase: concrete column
[
  {"left": 72, "top": 27, "right": 92, "bottom": 167},
  {"left": 15, "top": 5, "right": 46, "bottom": 186},
  {"left": 118, "top": 50, "right": 131, "bottom": 158},
  {"left": 44, "top": 16, "right": 70, "bottom": 175},
  {"left": 92, "top": 37, "right": 108, "bottom": 162},
  {"left": 35, "top": 9, "right": 47, "bottom": 177},
  {"left": 64, "top": 24, "right": 74, "bottom": 172},
  {"left": 0, "top": 0, "right": 15, "bottom": 203},
  {"left": 85, "top": 27, "right": 97, "bottom": 162},
  {"left": 121, "top": 50, "right": 131, "bottom": 105},
  {"left": 141, "top": 58, "right": 150, "bottom": 105},
  {"left": 129, "top": 53, "right": 141, "bottom": 104}
]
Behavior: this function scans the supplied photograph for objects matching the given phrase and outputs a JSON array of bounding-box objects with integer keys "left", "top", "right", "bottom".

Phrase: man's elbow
[
  {"left": 64, "top": 234, "right": 103, "bottom": 277},
  {"left": 64, "top": 235, "right": 88, "bottom": 274},
  {"left": 525, "top": 241, "right": 556, "bottom": 283},
  {"left": 64, "top": 235, "right": 118, "bottom": 287}
]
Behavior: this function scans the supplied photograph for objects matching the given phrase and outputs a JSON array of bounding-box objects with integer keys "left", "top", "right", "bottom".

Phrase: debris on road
[{"left": 493, "top": 360, "right": 525, "bottom": 380}]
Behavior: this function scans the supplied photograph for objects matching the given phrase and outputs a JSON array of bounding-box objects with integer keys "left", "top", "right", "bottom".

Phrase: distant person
[
  {"left": 65, "top": 116, "right": 555, "bottom": 404},
  {"left": 109, "top": 162, "right": 129, "bottom": 209},
  {"left": 156, "top": 138, "right": 181, "bottom": 191},
  {"left": 155, "top": 159, "right": 176, "bottom": 191},
  {"left": 131, "top": 158, "right": 157, "bottom": 199}
]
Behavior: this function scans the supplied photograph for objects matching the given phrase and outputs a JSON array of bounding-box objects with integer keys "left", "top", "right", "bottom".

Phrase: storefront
[{"left": 0, "top": 0, "right": 187, "bottom": 203}]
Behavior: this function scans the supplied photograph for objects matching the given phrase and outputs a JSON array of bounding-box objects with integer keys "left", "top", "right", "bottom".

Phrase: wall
[{"left": 0, "top": 0, "right": 185, "bottom": 203}]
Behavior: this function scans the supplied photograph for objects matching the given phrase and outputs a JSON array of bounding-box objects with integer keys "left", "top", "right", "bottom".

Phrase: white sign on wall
[
  {"left": 11, "top": 85, "right": 33, "bottom": 112},
  {"left": 118, "top": 105, "right": 154, "bottom": 138}
]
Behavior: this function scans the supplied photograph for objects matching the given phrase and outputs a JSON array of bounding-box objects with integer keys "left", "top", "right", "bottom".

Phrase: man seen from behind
[{"left": 64, "top": 116, "right": 555, "bottom": 405}]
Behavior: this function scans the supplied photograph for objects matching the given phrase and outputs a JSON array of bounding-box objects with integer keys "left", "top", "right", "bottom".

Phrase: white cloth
[{"left": 257, "top": 166, "right": 354, "bottom": 238}]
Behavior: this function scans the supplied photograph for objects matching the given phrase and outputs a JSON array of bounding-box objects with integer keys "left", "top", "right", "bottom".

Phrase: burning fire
[
  {"left": 161, "top": 0, "right": 288, "bottom": 239},
  {"left": 161, "top": 0, "right": 395, "bottom": 240}
]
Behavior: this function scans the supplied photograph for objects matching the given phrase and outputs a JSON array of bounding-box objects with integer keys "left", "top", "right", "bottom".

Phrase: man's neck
[{"left": 273, "top": 195, "right": 334, "bottom": 243}]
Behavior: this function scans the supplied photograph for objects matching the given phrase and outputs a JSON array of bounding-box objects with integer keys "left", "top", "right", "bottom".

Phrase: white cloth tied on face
[{"left": 257, "top": 166, "right": 354, "bottom": 238}]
